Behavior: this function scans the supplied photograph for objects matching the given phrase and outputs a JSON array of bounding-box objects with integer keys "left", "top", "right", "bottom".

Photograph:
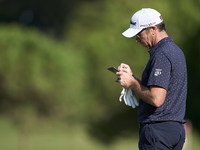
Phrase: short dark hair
[
  {"left": 156, "top": 22, "right": 166, "bottom": 32},
  {"left": 144, "top": 22, "right": 166, "bottom": 34}
]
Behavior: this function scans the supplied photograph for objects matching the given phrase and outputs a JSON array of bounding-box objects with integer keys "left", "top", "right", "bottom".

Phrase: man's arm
[{"left": 130, "top": 79, "right": 167, "bottom": 107}]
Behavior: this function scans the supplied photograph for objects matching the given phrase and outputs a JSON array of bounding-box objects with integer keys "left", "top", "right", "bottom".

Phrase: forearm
[
  {"left": 130, "top": 78, "right": 154, "bottom": 106},
  {"left": 130, "top": 78, "right": 166, "bottom": 107}
]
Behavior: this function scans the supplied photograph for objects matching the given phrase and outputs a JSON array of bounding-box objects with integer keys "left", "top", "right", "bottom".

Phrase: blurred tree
[
  {"left": 0, "top": 0, "right": 97, "bottom": 37},
  {"left": 183, "top": 29, "right": 200, "bottom": 131},
  {"left": 0, "top": 24, "right": 87, "bottom": 121}
]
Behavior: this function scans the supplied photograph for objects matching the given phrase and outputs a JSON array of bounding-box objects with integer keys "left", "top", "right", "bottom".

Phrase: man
[{"left": 116, "top": 8, "right": 187, "bottom": 150}]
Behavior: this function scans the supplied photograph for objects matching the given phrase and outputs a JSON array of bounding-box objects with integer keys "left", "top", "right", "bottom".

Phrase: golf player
[{"left": 116, "top": 8, "right": 187, "bottom": 150}]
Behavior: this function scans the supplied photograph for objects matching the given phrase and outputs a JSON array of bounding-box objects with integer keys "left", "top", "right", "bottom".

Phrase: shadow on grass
[{"left": 87, "top": 108, "right": 139, "bottom": 145}]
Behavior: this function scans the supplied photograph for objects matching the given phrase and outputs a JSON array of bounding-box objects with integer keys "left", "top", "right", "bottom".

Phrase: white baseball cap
[{"left": 122, "top": 8, "right": 163, "bottom": 38}]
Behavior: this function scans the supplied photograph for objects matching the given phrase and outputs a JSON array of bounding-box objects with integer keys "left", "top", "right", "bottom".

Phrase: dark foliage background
[{"left": 0, "top": 0, "right": 200, "bottom": 145}]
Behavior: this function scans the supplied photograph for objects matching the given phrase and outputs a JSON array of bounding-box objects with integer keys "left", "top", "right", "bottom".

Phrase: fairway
[{"left": 0, "top": 117, "right": 200, "bottom": 150}]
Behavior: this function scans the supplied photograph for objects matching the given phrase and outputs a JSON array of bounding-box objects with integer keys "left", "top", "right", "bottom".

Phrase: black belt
[
  {"left": 138, "top": 122, "right": 161, "bottom": 128},
  {"left": 138, "top": 121, "right": 183, "bottom": 128},
  {"left": 138, "top": 123, "right": 147, "bottom": 128},
  {"left": 138, "top": 122, "right": 160, "bottom": 128}
]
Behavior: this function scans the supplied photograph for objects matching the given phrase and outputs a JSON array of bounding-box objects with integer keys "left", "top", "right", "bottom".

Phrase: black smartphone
[
  {"left": 107, "top": 66, "right": 119, "bottom": 74},
  {"left": 107, "top": 66, "right": 120, "bottom": 82}
]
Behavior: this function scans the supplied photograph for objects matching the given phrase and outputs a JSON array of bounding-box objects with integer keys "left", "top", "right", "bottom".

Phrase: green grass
[
  {"left": 0, "top": 117, "right": 138, "bottom": 150},
  {"left": 0, "top": 117, "right": 199, "bottom": 150}
]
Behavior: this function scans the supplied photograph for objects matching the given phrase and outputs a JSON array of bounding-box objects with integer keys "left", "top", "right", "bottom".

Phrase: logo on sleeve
[{"left": 154, "top": 69, "right": 162, "bottom": 76}]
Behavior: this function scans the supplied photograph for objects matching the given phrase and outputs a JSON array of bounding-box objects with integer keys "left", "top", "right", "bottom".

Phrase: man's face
[{"left": 135, "top": 28, "right": 153, "bottom": 49}]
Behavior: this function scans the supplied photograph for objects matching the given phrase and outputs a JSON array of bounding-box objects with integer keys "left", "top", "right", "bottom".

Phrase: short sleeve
[{"left": 147, "top": 52, "right": 171, "bottom": 90}]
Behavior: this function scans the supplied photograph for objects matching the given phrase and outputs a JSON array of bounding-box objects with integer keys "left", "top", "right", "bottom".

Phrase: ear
[{"left": 151, "top": 26, "right": 157, "bottom": 35}]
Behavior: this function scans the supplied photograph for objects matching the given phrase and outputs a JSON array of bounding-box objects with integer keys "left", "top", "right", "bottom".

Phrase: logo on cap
[
  {"left": 130, "top": 20, "right": 136, "bottom": 25},
  {"left": 159, "top": 15, "right": 163, "bottom": 20}
]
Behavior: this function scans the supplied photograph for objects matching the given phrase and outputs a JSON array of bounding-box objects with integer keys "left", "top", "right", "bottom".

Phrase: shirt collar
[{"left": 148, "top": 36, "right": 173, "bottom": 56}]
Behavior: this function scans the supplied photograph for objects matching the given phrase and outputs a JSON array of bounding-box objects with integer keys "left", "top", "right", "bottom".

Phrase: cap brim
[{"left": 122, "top": 28, "right": 142, "bottom": 38}]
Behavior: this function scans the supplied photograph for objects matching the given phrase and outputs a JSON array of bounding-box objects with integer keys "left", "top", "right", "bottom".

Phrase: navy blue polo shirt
[{"left": 138, "top": 36, "right": 187, "bottom": 124}]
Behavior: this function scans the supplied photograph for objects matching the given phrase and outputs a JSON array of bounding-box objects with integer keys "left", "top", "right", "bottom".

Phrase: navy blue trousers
[{"left": 139, "top": 122, "right": 185, "bottom": 150}]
